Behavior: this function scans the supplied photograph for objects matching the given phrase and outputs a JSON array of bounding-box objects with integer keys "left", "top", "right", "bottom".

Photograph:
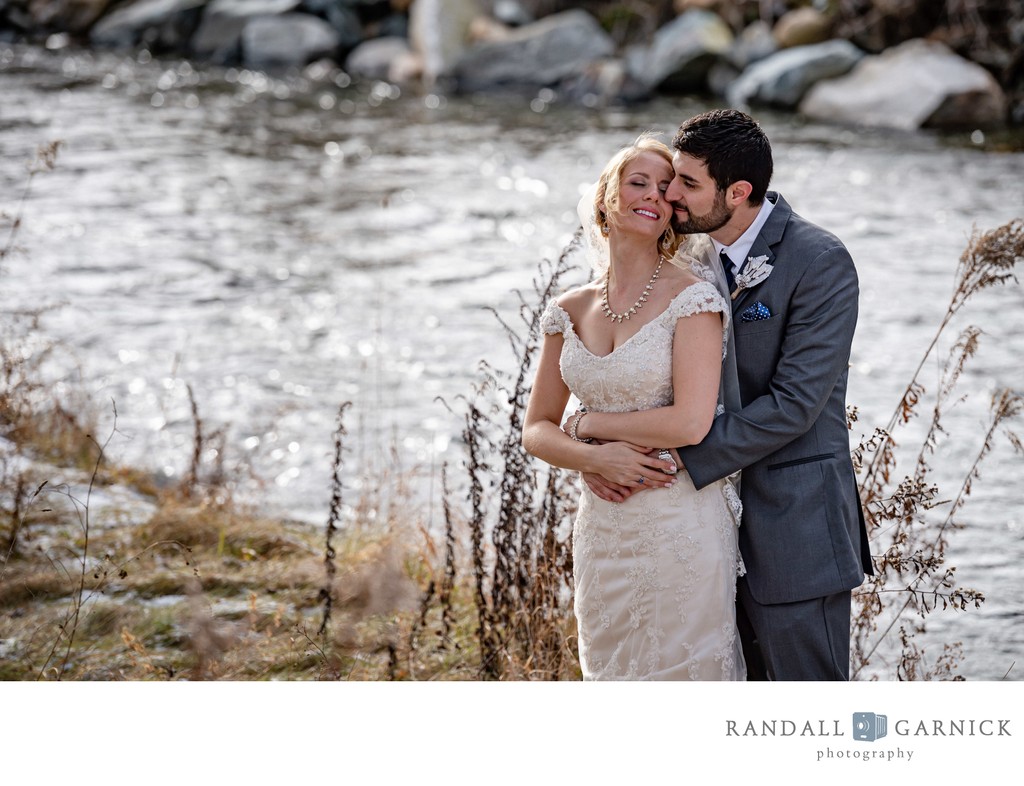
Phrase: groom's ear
[{"left": 725, "top": 180, "right": 754, "bottom": 206}]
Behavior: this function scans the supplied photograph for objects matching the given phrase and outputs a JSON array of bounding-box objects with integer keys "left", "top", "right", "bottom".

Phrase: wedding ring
[{"left": 638, "top": 477, "right": 645, "bottom": 484}]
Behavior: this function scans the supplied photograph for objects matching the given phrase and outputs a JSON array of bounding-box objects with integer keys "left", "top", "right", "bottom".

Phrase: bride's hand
[{"left": 589, "top": 442, "right": 677, "bottom": 490}]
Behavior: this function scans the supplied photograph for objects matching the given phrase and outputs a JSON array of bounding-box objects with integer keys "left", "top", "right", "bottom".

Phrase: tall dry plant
[
  {"left": 34, "top": 407, "right": 118, "bottom": 680},
  {"left": 318, "top": 401, "right": 351, "bottom": 638},
  {"left": 431, "top": 236, "right": 582, "bottom": 680},
  {"left": 851, "top": 219, "right": 1024, "bottom": 679}
]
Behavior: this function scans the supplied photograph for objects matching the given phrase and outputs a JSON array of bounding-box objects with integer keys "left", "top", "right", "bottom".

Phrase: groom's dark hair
[{"left": 672, "top": 109, "right": 773, "bottom": 205}]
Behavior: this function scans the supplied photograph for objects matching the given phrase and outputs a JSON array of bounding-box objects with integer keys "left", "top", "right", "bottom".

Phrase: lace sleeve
[
  {"left": 666, "top": 281, "right": 727, "bottom": 320},
  {"left": 540, "top": 298, "right": 570, "bottom": 336},
  {"left": 665, "top": 281, "right": 731, "bottom": 360}
]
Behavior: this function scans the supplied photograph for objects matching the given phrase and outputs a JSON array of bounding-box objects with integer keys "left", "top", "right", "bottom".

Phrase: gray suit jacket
[{"left": 679, "top": 193, "right": 873, "bottom": 605}]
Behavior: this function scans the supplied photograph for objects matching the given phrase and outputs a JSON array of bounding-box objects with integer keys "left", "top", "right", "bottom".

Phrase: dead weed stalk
[
  {"left": 852, "top": 219, "right": 1024, "bottom": 679},
  {"left": 426, "top": 235, "right": 582, "bottom": 680}
]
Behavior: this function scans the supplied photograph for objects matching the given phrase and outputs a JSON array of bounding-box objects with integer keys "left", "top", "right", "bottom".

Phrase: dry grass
[{"left": 0, "top": 479, "right": 443, "bottom": 680}]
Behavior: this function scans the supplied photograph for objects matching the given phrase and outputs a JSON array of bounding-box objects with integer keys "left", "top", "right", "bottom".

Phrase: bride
[{"left": 522, "top": 134, "right": 745, "bottom": 680}]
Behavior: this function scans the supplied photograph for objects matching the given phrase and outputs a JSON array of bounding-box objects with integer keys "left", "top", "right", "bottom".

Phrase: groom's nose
[{"left": 665, "top": 179, "right": 683, "bottom": 204}]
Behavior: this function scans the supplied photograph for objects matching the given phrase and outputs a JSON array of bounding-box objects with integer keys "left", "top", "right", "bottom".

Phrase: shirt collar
[{"left": 712, "top": 198, "right": 775, "bottom": 271}]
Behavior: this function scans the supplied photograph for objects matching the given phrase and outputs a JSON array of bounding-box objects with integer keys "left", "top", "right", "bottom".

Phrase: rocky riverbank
[{"left": 2, "top": 1, "right": 1021, "bottom": 129}]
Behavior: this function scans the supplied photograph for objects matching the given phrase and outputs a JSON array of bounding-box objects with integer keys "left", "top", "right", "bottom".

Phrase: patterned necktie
[{"left": 721, "top": 250, "right": 736, "bottom": 293}]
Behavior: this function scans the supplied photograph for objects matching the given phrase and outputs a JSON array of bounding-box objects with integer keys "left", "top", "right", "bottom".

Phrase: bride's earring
[
  {"left": 601, "top": 222, "right": 610, "bottom": 237},
  {"left": 660, "top": 232, "right": 672, "bottom": 250}
]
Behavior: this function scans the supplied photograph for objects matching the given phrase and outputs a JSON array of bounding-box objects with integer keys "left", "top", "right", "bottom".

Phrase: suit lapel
[{"left": 732, "top": 192, "right": 790, "bottom": 313}]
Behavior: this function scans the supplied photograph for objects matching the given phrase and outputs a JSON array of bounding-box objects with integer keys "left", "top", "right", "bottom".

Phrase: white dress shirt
[{"left": 712, "top": 196, "right": 776, "bottom": 275}]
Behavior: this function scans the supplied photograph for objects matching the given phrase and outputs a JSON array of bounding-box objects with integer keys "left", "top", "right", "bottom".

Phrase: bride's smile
[{"left": 604, "top": 151, "right": 673, "bottom": 240}]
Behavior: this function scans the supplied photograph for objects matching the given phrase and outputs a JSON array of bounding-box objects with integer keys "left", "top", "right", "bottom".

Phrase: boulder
[
  {"left": 26, "top": 0, "right": 111, "bottom": 33},
  {"left": 191, "top": 0, "right": 301, "bottom": 63},
  {"left": 673, "top": 0, "right": 720, "bottom": 9},
  {"left": 727, "top": 39, "right": 863, "bottom": 109},
  {"left": 726, "top": 19, "right": 777, "bottom": 71},
  {"left": 241, "top": 12, "right": 340, "bottom": 70},
  {"left": 387, "top": 46, "right": 423, "bottom": 83},
  {"left": 492, "top": 0, "right": 532, "bottom": 27},
  {"left": 345, "top": 35, "right": 413, "bottom": 81},
  {"left": 408, "top": 0, "right": 478, "bottom": 85},
  {"left": 673, "top": 0, "right": 738, "bottom": 27},
  {"left": 469, "top": 15, "right": 512, "bottom": 44},
  {"left": 371, "top": 14, "right": 408, "bottom": 38},
  {"left": 800, "top": 39, "right": 1008, "bottom": 130},
  {"left": 706, "top": 59, "right": 739, "bottom": 97},
  {"left": 562, "top": 57, "right": 650, "bottom": 106},
  {"left": 773, "top": 6, "right": 832, "bottom": 49},
  {"left": 451, "top": 9, "right": 614, "bottom": 91},
  {"left": 300, "top": 0, "right": 362, "bottom": 54},
  {"left": 90, "top": 0, "right": 206, "bottom": 51},
  {"left": 626, "top": 9, "right": 733, "bottom": 94}
]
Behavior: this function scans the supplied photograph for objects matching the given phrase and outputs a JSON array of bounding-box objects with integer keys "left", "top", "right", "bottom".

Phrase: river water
[{"left": 2, "top": 43, "right": 1022, "bottom": 679}]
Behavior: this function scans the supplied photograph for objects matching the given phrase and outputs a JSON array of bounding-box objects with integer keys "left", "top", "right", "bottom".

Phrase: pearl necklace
[{"left": 601, "top": 255, "right": 665, "bottom": 323}]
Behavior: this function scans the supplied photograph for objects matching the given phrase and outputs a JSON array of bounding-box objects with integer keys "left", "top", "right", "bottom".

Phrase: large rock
[
  {"left": 299, "top": 0, "right": 362, "bottom": 54},
  {"left": 26, "top": 0, "right": 112, "bottom": 33},
  {"left": 492, "top": 0, "right": 532, "bottom": 27},
  {"left": 562, "top": 57, "right": 650, "bottom": 106},
  {"left": 800, "top": 39, "right": 1008, "bottom": 130},
  {"left": 708, "top": 18, "right": 777, "bottom": 95},
  {"left": 191, "top": 0, "right": 301, "bottom": 63},
  {"left": 241, "top": 12, "right": 339, "bottom": 70},
  {"left": 408, "top": 0, "right": 478, "bottom": 85},
  {"left": 673, "top": 0, "right": 740, "bottom": 27},
  {"left": 451, "top": 9, "right": 614, "bottom": 91},
  {"left": 626, "top": 9, "right": 733, "bottom": 94},
  {"left": 726, "top": 19, "right": 777, "bottom": 71},
  {"left": 727, "top": 39, "right": 863, "bottom": 109},
  {"left": 90, "top": 0, "right": 206, "bottom": 51},
  {"left": 345, "top": 35, "right": 417, "bottom": 81},
  {"left": 773, "top": 6, "right": 832, "bottom": 49}
]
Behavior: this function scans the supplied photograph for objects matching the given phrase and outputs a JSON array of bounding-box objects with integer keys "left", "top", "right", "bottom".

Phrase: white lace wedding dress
[{"left": 542, "top": 280, "right": 746, "bottom": 680}]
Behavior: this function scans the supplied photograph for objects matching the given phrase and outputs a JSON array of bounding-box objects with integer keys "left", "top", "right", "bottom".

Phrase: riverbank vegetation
[{"left": 1, "top": 143, "right": 1022, "bottom": 681}]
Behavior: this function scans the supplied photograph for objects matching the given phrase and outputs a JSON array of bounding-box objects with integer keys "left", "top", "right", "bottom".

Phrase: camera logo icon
[{"left": 852, "top": 712, "right": 888, "bottom": 742}]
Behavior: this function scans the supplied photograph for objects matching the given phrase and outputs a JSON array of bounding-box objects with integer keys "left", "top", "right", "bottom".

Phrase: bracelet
[{"left": 569, "top": 407, "right": 593, "bottom": 443}]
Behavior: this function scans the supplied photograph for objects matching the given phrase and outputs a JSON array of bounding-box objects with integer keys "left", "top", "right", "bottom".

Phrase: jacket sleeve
[{"left": 679, "top": 243, "right": 859, "bottom": 489}]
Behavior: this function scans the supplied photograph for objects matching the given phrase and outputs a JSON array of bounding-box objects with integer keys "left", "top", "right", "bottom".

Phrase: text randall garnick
[{"left": 725, "top": 720, "right": 1012, "bottom": 737}]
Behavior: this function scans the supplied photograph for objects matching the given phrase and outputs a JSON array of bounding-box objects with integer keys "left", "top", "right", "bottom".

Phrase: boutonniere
[{"left": 731, "top": 255, "right": 773, "bottom": 300}]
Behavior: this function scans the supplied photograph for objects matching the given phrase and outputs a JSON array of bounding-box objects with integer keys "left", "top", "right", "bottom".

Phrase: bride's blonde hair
[{"left": 594, "top": 132, "right": 681, "bottom": 257}]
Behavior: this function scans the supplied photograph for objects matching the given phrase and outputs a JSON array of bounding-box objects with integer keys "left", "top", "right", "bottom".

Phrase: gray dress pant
[{"left": 737, "top": 577, "right": 852, "bottom": 681}]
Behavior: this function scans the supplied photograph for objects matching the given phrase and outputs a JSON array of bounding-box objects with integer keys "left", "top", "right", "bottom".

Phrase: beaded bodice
[{"left": 540, "top": 280, "right": 727, "bottom": 413}]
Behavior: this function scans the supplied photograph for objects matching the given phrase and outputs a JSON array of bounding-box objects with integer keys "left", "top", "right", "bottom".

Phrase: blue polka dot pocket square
[{"left": 740, "top": 301, "right": 772, "bottom": 322}]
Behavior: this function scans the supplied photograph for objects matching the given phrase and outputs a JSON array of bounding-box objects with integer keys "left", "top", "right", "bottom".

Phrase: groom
[{"left": 586, "top": 110, "right": 873, "bottom": 680}]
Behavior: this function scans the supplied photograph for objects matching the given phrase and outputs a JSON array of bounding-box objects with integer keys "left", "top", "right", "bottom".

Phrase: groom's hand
[
  {"left": 581, "top": 472, "right": 636, "bottom": 503},
  {"left": 664, "top": 447, "right": 685, "bottom": 473}
]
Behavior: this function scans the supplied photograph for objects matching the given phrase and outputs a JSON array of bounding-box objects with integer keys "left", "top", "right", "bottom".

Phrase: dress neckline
[{"left": 553, "top": 280, "right": 718, "bottom": 360}]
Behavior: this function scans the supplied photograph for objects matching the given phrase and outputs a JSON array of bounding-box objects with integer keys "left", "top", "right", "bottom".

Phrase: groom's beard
[{"left": 672, "top": 189, "right": 733, "bottom": 235}]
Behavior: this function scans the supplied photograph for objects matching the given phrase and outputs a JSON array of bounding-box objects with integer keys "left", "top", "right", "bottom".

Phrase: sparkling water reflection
[{"left": 2, "top": 44, "right": 1022, "bottom": 679}]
